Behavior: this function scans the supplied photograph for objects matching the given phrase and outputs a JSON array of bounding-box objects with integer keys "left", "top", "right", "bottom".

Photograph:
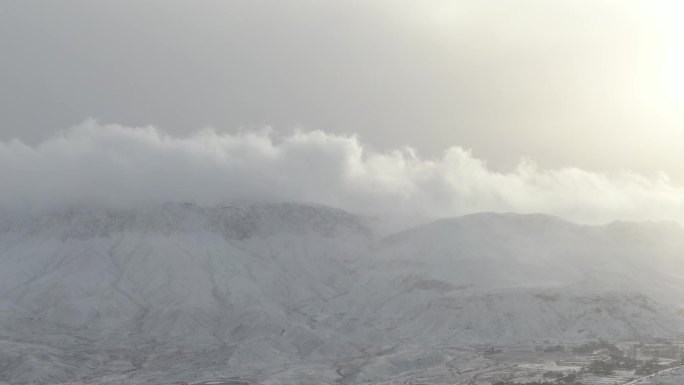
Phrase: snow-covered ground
[
  {"left": 2, "top": 202, "right": 684, "bottom": 384},
  {"left": 640, "top": 367, "right": 684, "bottom": 384}
]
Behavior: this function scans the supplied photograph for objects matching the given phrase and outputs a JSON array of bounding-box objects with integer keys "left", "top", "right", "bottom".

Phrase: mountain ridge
[{"left": 1, "top": 202, "right": 684, "bottom": 384}]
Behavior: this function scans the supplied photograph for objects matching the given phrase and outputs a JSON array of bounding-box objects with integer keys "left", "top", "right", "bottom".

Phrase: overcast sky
[{"left": 2, "top": 1, "right": 684, "bottom": 222}]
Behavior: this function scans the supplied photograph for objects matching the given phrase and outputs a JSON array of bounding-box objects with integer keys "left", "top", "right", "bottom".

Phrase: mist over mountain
[
  {"left": 3, "top": 123, "right": 684, "bottom": 227},
  {"left": 7, "top": 1, "right": 684, "bottom": 383},
  {"left": 2, "top": 202, "right": 684, "bottom": 384}
]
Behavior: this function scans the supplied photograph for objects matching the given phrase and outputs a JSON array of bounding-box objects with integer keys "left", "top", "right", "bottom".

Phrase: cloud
[{"left": 1, "top": 121, "right": 684, "bottom": 225}]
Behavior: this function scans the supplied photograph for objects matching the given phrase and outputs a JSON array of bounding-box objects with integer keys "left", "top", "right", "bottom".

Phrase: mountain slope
[
  {"left": 327, "top": 213, "right": 684, "bottom": 345},
  {"left": 1, "top": 205, "right": 684, "bottom": 384}
]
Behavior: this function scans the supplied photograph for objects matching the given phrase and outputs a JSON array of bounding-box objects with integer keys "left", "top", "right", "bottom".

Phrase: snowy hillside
[
  {"left": 331, "top": 213, "right": 684, "bottom": 345},
  {"left": 1, "top": 204, "right": 684, "bottom": 384}
]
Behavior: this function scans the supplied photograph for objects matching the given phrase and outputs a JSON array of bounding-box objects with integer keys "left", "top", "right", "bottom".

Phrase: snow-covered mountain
[{"left": 1, "top": 203, "right": 684, "bottom": 384}]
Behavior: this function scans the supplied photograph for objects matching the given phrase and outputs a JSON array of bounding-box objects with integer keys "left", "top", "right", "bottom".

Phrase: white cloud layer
[{"left": 2, "top": 121, "right": 684, "bottom": 225}]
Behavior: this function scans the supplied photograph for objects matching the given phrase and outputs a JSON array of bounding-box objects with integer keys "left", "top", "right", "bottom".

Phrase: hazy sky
[{"left": 2, "top": 1, "right": 684, "bottom": 222}]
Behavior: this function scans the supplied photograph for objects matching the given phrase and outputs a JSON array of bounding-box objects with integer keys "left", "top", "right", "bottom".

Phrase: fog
[{"left": 2, "top": 121, "right": 683, "bottom": 225}]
